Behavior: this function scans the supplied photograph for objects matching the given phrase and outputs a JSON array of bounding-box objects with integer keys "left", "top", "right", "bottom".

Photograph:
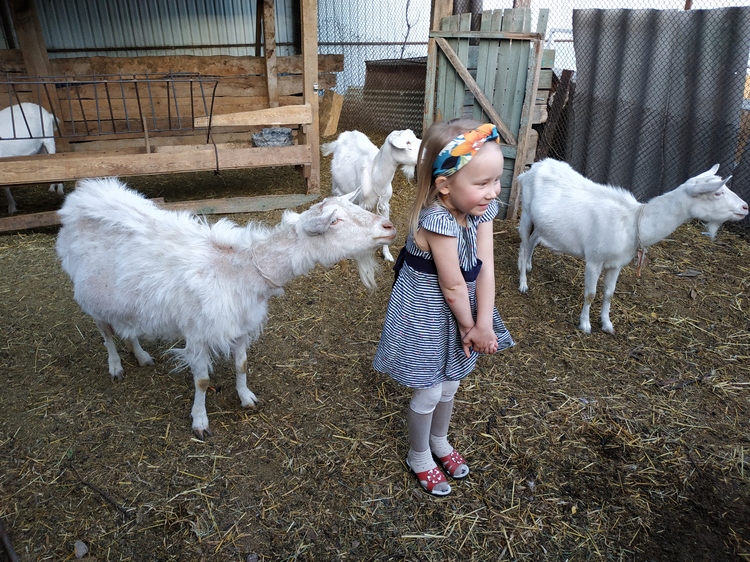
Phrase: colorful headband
[{"left": 432, "top": 123, "right": 501, "bottom": 178}]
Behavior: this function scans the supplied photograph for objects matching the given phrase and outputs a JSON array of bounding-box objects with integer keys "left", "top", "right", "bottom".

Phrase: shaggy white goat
[
  {"left": 0, "top": 103, "right": 64, "bottom": 214},
  {"left": 517, "top": 158, "right": 748, "bottom": 334},
  {"left": 321, "top": 129, "right": 420, "bottom": 261},
  {"left": 56, "top": 177, "right": 397, "bottom": 438}
]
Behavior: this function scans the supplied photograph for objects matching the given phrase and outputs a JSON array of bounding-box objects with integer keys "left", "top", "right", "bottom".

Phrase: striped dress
[{"left": 373, "top": 200, "right": 514, "bottom": 388}]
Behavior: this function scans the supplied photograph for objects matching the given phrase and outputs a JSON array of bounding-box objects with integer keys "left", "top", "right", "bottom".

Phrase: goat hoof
[{"left": 193, "top": 427, "right": 213, "bottom": 440}]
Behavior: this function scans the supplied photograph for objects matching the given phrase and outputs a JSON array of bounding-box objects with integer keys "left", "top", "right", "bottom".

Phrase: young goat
[
  {"left": 321, "top": 129, "right": 420, "bottom": 261},
  {"left": 517, "top": 158, "right": 748, "bottom": 334},
  {"left": 0, "top": 103, "right": 64, "bottom": 214},
  {"left": 56, "top": 177, "right": 397, "bottom": 438}
]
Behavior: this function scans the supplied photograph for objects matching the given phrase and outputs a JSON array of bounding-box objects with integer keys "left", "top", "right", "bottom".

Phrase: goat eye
[{"left": 331, "top": 218, "right": 342, "bottom": 225}]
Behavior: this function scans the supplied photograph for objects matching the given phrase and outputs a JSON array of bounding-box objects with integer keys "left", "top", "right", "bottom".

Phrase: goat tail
[
  {"left": 354, "top": 251, "right": 378, "bottom": 292},
  {"left": 320, "top": 140, "right": 337, "bottom": 157}
]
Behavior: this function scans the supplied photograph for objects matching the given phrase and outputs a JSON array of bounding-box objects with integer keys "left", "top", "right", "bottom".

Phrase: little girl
[{"left": 373, "top": 118, "right": 515, "bottom": 496}]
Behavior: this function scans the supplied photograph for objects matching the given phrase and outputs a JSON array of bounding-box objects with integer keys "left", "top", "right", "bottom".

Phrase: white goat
[
  {"left": 0, "top": 103, "right": 64, "bottom": 214},
  {"left": 517, "top": 158, "right": 748, "bottom": 334},
  {"left": 56, "top": 177, "right": 396, "bottom": 438},
  {"left": 321, "top": 129, "right": 420, "bottom": 261}
]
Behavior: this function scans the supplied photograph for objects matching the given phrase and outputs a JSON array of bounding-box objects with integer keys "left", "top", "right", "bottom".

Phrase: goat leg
[
  {"left": 232, "top": 336, "right": 259, "bottom": 408},
  {"left": 579, "top": 263, "right": 603, "bottom": 334},
  {"left": 600, "top": 267, "right": 621, "bottom": 334}
]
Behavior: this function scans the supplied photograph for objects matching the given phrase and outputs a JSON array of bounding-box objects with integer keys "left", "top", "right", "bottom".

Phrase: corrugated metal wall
[
  {"left": 565, "top": 8, "right": 750, "bottom": 209},
  {"left": 30, "top": 0, "right": 299, "bottom": 58}
]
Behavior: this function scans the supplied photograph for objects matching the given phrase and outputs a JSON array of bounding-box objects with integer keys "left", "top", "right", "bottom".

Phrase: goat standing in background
[
  {"left": 322, "top": 129, "right": 420, "bottom": 261},
  {"left": 56, "top": 177, "right": 397, "bottom": 438},
  {"left": 0, "top": 103, "right": 64, "bottom": 214},
  {"left": 517, "top": 158, "right": 748, "bottom": 334}
]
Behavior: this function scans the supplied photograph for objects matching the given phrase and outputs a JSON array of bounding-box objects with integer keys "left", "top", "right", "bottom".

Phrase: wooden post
[
  {"left": 255, "top": 0, "right": 263, "bottom": 56},
  {"left": 8, "top": 0, "right": 68, "bottom": 149},
  {"left": 423, "top": 0, "right": 454, "bottom": 132},
  {"left": 299, "top": 0, "right": 319, "bottom": 193},
  {"left": 263, "top": 0, "right": 279, "bottom": 107}
]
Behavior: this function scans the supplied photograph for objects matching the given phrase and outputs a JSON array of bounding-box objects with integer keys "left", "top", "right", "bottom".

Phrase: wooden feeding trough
[{"left": 0, "top": 0, "right": 335, "bottom": 232}]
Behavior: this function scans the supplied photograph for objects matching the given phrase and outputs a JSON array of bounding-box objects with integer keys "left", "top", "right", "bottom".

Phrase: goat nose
[{"left": 383, "top": 221, "right": 395, "bottom": 229}]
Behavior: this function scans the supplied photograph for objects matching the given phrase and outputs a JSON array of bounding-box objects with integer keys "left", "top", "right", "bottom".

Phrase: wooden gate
[{"left": 423, "top": 7, "right": 551, "bottom": 219}]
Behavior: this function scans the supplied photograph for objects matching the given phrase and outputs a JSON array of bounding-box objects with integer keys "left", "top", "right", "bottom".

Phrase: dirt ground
[{"left": 1, "top": 154, "right": 749, "bottom": 562}]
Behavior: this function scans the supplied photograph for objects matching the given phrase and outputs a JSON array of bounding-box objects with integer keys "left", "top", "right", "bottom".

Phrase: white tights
[
  {"left": 409, "top": 380, "right": 460, "bottom": 415},
  {"left": 407, "top": 381, "right": 463, "bottom": 482}
]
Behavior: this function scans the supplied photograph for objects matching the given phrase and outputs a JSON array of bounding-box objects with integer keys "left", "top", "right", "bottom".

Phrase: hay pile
[{"left": 0, "top": 159, "right": 748, "bottom": 561}]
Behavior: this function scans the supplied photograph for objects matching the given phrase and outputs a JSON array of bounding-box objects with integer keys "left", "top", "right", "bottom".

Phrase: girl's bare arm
[
  {"left": 424, "top": 229, "right": 475, "bottom": 357},
  {"left": 470, "top": 220, "right": 499, "bottom": 354}
]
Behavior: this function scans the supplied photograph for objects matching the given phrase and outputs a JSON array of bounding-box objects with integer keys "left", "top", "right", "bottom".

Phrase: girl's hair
[{"left": 408, "top": 118, "right": 486, "bottom": 234}]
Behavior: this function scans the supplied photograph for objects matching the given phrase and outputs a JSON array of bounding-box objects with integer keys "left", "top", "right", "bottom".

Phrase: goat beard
[
  {"left": 354, "top": 251, "right": 378, "bottom": 291},
  {"left": 400, "top": 165, "right": 416, "bottom": 183}
]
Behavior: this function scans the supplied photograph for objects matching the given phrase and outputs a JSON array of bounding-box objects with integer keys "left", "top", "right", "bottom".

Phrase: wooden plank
[
  {"left": 67, "top": 131, "right": 263, "bottom": 152},
  {"left": 0, "top": 144, "right": 313, "bottom": 185},
  {"left": 435, "top": 37, "right": 516, "bottom": 145},
  {"left": 438, "top": 15, "right": 464, "bottom": 121},
  {"left": 263, "top": 0, "right": 279, "bottom": 108},
  {"left": 193, "top": 103, "right": 312, "bottom": 128},
  {"left": 0, "top": 198, "right": 162, "bottom": 233},
  {"left": 451, "top": 13, "right": 472, "bottom": 118},
  {"left": 152, "top": 142, "right": 244, "bottom": 153},
  {"left": 541, "top": 48, "right": 555, "bottom": 68},
  {"left": 536, "top": 8, "right": 550, "bottom": 35},
  {"left": 435, "top": 15, "right": 454, "bottom": 122},
  {"left": 430, "top": 30, "right": 543, "bottom": 41},
  {"left": 508, "top": 9, "right": 531, "bottom": 134},
  {"left": 508, "top": 24, "right": 545, "bottom": 219},
  {"left": 0, "top": 209, "right": 64, "bottom": 232},
  {"left": 319, "top": 89, "right": 343, "bottom": 137},
  {"left": 473, "top": 10, "right": 501, "bottom": 121},
  {"left": 423, "top": 0, "right": 453, "bottom": 131},
  {"left": 0, "top": 194, "right": 320, "bottom": 233},
  {"left": 493, "top": 9, "right": 522, "bottom": 131},
  {"left": 160, "top": 193, "right": 319, "bottom": 214},
  {"left": 56, "top": 94, "right": 299, "bottom": 123},
  {"left": 42, "top": 54, "right": 344, "bottom": 78},
  {"left": 30, "top": 73, "right": 335, "bottom": 104}
]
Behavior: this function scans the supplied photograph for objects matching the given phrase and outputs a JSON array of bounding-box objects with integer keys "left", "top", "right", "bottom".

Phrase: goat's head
[
  {"left": 386, "top": 129, "right": 421, "bottom": 183},
  {"left": 284, "top": 196, "right": 396, "bottom": 289},
  {"left": 683, "top": 164, "right": 748, "bottom": 239}
]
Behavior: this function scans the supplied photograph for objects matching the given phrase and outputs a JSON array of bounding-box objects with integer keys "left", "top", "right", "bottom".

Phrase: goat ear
[
  {"left": 338, "top": 188, "right": 360, "bottom": 204},
  {"left": 389, "top": 131, "right": 412, "bottom": 150},
  {"left": 690, "top": 175, "right": 726, "bottom": 196},
  {"left": 694, "top": 163, "right": 720, "bottom": 179},
  {"left": 300, "top": 209, "right": 337, "bottom": 236}
]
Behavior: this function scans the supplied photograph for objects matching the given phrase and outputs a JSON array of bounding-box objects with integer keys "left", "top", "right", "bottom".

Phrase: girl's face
[{"left": 436, "top": 142, "right": 504, "bottom": 221}]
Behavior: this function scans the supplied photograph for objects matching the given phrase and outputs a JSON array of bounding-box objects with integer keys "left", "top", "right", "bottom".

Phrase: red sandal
[
  {"left": 406, "top": 459, "right": 451, "bottom": 496},
  {"left": 436, "top": 449, "right": 470, "bottom": 479}
]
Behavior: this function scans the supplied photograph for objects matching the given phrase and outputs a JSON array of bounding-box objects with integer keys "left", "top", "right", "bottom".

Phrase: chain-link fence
[{"left": 319, "top": 0, "right": 750, "bottom": 226}]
